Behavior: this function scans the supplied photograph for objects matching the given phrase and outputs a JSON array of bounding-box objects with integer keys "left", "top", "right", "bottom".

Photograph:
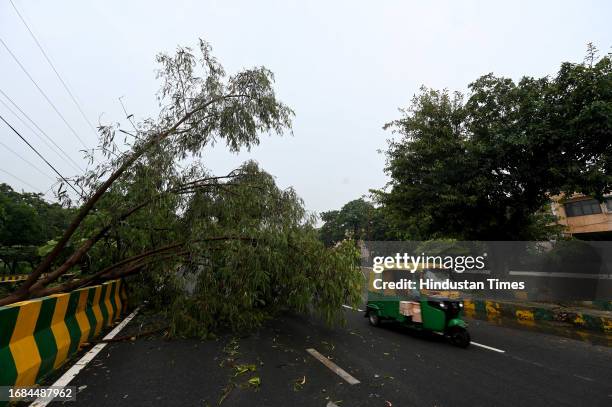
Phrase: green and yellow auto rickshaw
[{"left": 365, "top": 263, "right": 471, "bottom": 348}]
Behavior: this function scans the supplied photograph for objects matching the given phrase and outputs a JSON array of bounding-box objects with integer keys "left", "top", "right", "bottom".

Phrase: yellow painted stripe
[
  {"left": 0, "top": 273, "right": 53, "bottom": 283},
  {"left": 9, "top": 300, "right": 42, "bottom": 386},
  {"left": 75, "top": 289, "right": 91, "bottom": 346},
  {"left": 516, "top": 309, "right": 534, "bottom": 320},
  {"left": 572, "top": 313, "right": 586, "bottom": 327},
  {"left": 49, "top": 293, "right": 71, "bottom": 369},
  {"left": 114, "top": 280, "right": 122, "bottom": 321},
  {"left": 9, "top": 299, "right": 38, "bottom": 308},
  {"left": 103, "top": 282, "right": 114, "bottom": 322},
  {"left": 485, "top": 301, "right": 501, "bottom": 323},
  {"left": 463, "top": 299, "right": 475, "bottom": 318},
  {"left": 516, "top": 309, "right": 535, "bottom": 326},
  {"left": 603, "top": 317, "right": 612, "bottom": 334},
  {"left": 91, "top": 286, "right": 103, "bottom": 337},
  {"left": 0, "top": 274, "right": 30, "bottom": 283},
  {"left": 485, "top": 301, "right": 500, "bottom": 315}
]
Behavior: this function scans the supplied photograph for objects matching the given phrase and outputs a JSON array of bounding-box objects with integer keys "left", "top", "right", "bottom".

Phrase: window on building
[
  {"left": 606, "top": 198, "right": 612, "bottom": 212},
  {"left": 564, "top": 199, "right": 602, "bottom": 217}
]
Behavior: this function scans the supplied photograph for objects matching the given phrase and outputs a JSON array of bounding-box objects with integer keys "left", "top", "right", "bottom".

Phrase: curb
[{"left": 463, "top": 299, "right": 612, "bottom": 335}]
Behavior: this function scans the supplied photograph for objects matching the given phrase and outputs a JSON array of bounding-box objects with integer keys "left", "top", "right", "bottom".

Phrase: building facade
[{"left": 552, "top": 194, "right": 612, "bottom": 239}]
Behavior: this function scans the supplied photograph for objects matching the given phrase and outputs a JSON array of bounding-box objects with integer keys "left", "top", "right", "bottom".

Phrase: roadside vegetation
[
  {"left": 0, "top": 183, "right": 73, "bottom": 273},
  {"left": 321, "top": 44, "right": 612, "bottom": 243}
]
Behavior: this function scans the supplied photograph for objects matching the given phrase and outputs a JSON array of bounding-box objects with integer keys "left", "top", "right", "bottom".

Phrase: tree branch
[{"left": 0, "top": 93, "right": 254, "bottom": 306}]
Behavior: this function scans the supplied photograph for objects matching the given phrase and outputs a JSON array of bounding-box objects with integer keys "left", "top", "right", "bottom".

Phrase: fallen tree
[{"left": 0, "top": 39, "right": 363, "bottom": 336}]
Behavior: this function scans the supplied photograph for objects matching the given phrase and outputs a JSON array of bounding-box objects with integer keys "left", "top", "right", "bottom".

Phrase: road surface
[{"left": 43, "top": 307, "right": 612, "bottom": 407}]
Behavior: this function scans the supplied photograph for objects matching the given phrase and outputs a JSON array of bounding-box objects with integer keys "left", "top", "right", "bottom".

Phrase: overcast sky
[{"left": 0, "top": 0, "right": 610, "bottom": 215}]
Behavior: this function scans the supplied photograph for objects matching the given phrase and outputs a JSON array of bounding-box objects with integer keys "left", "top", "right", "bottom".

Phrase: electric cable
[
  {"left": 0, "top": 112, "right": 82, "bottom": 197},
  {"left": 0, "top": 167, "right": 42, "bottom": 193},
  {"left": 0, "top": 140, "right": 54, "bottom": 181},
  {"left": 9, "top": 0, "right": 98, "bottom": 138},
  {"left": 0, "top": 88, "right": 84, "bottom": 173},
  {"left": 0, "top": 38, "right": 88, "bottom": 149}
]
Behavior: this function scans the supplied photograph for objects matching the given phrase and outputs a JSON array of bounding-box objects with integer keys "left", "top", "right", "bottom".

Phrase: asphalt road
[{"left": 45, "top": 307, "right": 612, "bottom": 407}]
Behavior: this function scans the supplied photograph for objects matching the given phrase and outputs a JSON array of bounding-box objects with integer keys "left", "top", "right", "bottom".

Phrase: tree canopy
[
  {"left": 0, "top": 40, "right": 363, "bottom": 336},
  {"left": 0, "top": 183, "right": 72, "bottom": 247},
  {"left": 0, "top": 184, "right": 73, "bottom": 274},
  {"left": 379, "top": 47, "right": 612, "bottom": 240},
  {"left": 319, "top": 198, "right": 395, "bottom": 246}
]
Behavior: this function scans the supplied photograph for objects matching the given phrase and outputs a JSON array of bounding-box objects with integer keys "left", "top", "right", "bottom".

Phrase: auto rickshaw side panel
[
  {"left": 419, "top": 301, "right": 447, "bottom": 331},
  {"left": 367, "top": 269, "right": 411, "bottom": 322}
]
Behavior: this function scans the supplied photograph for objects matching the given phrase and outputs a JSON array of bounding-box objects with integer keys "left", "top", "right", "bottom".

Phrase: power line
[
  {"left": 0, "top": 167, "right": 42, "bottom": 193},
  {"left": 9, "top": 0, "right": 99, "bottom": 138},
  {"left": 0, "top": 112, "right": 82, "bottom": 197},
  {"left": 0, "top": 140, "right": 54, "bottom": 181},
  {"left": 0, "top": 89, "right": 84, "bottom": 173},
  {"left": 0, "top": 38, "right": 89, "bottom": 150},
  {"left": 0, "top": 88, "right": 84, "bottom": 173}
]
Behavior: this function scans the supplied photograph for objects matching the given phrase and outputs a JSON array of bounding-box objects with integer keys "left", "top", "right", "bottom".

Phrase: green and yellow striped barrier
[
  {"left": 463, "top": 299, "right": 611, "bottom": 334},
  {"left": 0, "top": 274, "right": 32, "bottom": 284},
  {"left": 0, "top": 273, "right": 75, "bottom": 284},
  {"left": 0, "top": 279, "right": 127, "bottom": 388}
]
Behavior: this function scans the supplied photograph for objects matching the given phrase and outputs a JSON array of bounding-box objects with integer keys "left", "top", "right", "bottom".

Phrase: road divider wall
[
  {"left": 463, "top": 299, "right": 611, "bottom": 334},
  {"left": 0, "top": 273, "right": 75, "bottom": 284},
  {"left": 0, "top": 274, "right": 47, "bottom": 284},
  {"left": 0, "top": 279, "right": 127, "bottom": 388}
]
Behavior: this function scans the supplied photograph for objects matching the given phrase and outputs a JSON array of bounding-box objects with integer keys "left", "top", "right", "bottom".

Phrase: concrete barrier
[
  {"left": 0, "top": 273, "right": 75, "bottom": 284},
  {"left": 0, "top": 279, "right": 127, "bottom": 388},
  {"left": 0, "top": 274, "right": 43, "bottom": 284},
  {"left": 463, "top": 299, "right": 612, "bottom": 334}
]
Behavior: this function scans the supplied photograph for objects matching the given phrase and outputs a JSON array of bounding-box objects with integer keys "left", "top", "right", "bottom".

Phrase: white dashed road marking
[
  {"left": 342, "top": 304, "right": 364, "bottom": 312},
  {"left": 306, "top": 348, "right": 361, "bottom": 385},
  {"left": 471, "top": 341, "right": 505, "bottom": 353}
]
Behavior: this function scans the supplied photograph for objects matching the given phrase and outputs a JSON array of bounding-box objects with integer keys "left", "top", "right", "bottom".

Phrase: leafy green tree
[
  {"left": 0, "top": 184, "right": 72, "bottom": 247},
  {"left": 0, "top": 245, "right": 38, "bottom": 274},
  {"left": 381, "top": 48, "right": 612, "bottom": 240},
  {"left": 369, "top": 204, "right": 399, "bottom": 240},
  {"left": 0, "top": 184, "right": 43, "bottom": 246},
  {"left": 163, "top": 162, "right": 362, "bottom": 334},
  {"left": 0, "top": 184, "right": 73, "bottom": 273},
  {"left": 319, "top": 198, "right": 395, "bottom": 246},
  {"left": 319, "top": 210, "right": 343, "bottom": 246},
  {"left": 339, "top": 199, "right": 375, "bottom": 238},
  {"left": 0, "top": 40, "right": 363, "bottom": 336}
]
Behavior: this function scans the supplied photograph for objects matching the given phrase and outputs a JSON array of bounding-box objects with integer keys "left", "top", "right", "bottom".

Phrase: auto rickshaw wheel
[
  {"left": 448, "top": 327, "right": 470, "bottom": 348},
  {"left": 368, "top": 312, "right": 380, "bottom": 327}
]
